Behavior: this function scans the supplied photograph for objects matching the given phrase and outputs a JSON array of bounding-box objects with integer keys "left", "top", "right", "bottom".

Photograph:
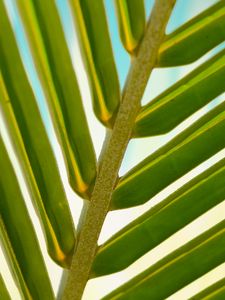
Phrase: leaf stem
[{"left": 62, "top": 1, "right": 176, "bottom": 299}]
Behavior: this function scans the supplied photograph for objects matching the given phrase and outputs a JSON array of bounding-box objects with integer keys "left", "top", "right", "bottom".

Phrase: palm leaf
[
  {"left": 0, "top": 1, "right": 75, "bottom": 268},
  {"left": 0, "top": 0, "right": 225, "bottom": 299},
  {"left": 157, "top": 0, "right": 225, "bottom": 67},
  {"left": 190, "top": 277, "right": 225, "bottom": 300},
  {"left": 112, "top": 100, "right": 225, "bottom": 209},
  {"left": 102, "top": 220, "right": 225, "bottom": 299},
  {"left": 114, "top": 0, "right": 146, "bottom": 54},
  {"left": 0, "top": 274, "right": 10, "bottom": 300},
  {"left": 69, "top": 0, "right": 120, "bottom": 127},
  {"left": 16, "top": 0, "right": 96, "bottom": 198},
  {"left": 93, "top": 157, "right": 225, "bottom": 275},
  {"left": 0, "top": 135, "right": 54, "bottom": 299},
  {"left": 135, "top": 48, "right": 225, "bottom": 137}
]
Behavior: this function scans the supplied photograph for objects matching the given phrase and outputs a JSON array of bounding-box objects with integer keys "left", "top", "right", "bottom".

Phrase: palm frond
[
  {"left": 112, "top": 100, "right": 225, "bottom": 209},
  {"left": 0, "top": 0, "right": 225, "bottom": 299},
  {"left": 69, "top": 0, "right": 120, "bottom": 127},
  {"left": 190, "top": 277, "right": 225, "bottom": 300},
  {"left": 93, "top": 157, "right": 225, "bottom": 275},
  {"left": 114, "top": 0, "right": 146, "bottom": 54},
  {"left": 158, "top": 0, "right": 225, "bottom": 66},
  {"left": 16, "top": 0, "right": 96, "bottom": 198},
  {"left": 0, "top": 1, "right": 75, "bottom": 268},
  {"left": 0, "top": 135, "right": 54, "bottom": 299},
  {"left": 135, "top": 48, "right": 225, "bottom": 137},
  {"left": 0, "top": 274, "right": 10, "bottom": 300},
  {"left": 102, "top": 220, "right": 225, "bottom": 299}
]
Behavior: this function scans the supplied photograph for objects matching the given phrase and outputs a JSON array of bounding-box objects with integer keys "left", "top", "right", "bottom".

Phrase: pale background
[{"left": 1, "top": 0, "right": 225, "bottom": 299}]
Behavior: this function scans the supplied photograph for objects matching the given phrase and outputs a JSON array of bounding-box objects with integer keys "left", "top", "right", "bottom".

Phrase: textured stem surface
[{"left": 62, "top": 1, "right": 176, "bottom": 299}]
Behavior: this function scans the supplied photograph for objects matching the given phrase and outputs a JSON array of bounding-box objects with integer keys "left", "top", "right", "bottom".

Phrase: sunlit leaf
[
  {"left": 158, "top": 0, "right": 225, "bottom": 67},
  {"left": 69, "top": 0, "right": 120, "bottom": 127},
  {"left": 112, "top": 100, "right": 225, "bottom": 209},
  {"left": 0, "top": 274, "right": 10, "bottom": 300},
  {"left": 0, "top": 2, "right": 75, "bottom": 268},
  {"left": 0, "top": 136, "right": 54, "bottom": 300},
  {"left": 16, "top": 0, "right": 96, "bottom": 198},
  {"left": 114, "top": 0, "right": 146, "bottom": 54},
  {"left": 93, "top": 158, "right": 225, "bottom": 275},
  {"left": 0, "top": 0, "right": 224, "bottom": 298},
  {"left": 190, "top": 277, "right": 225, "bottom": 300},
  {"left": 135, "top": 49, "right": 225, "bottom": 137},
  {"left": 103, "top": 221, "right": 225, "bottom": 300}
]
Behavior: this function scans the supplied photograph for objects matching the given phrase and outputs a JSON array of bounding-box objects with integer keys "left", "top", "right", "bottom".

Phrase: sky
[{"left": 1, "top": 0, "right": 225, "bottom": 299}]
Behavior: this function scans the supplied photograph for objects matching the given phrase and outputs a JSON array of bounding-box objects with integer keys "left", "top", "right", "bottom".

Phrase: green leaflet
[
  {"left": 16, "top": 0, "right": 96, "bottom": 198},
  {"left": 103, "top": 221, "right": 225, "bottom": 300},
  {"left": 114, "top": 0, "right": 146, "bottom": 54},
  {"left": 69, "top": 0, "right": 120, "bottom": 127},
  {"left": 135, "top": 48, "right": 225, "bottom": 137},
  {"left": 0, "top": 220, "right": 31, "bottom": 300},
  {"left": 157, "top": 0, "right": 225, "bottom": 67},
  {"left": 0, "top": 274, "right": 10, "bottom": 300},
  {"left": 0, "top": 2, "right": 75, "bottom": 268},
  {"left": 92, "top": 158, "right": 225, "bottom": 276},
  {"left": 0, "top": 75, "right": 75, "bottom": 269},
  {"left": 190, "top": 277, "right": 225, "bottom": 300},
  {"left": 112, "top": 100, "right": 225, "bottom": 209},
  {"left": 0, "top": 137, "right": 54, "bottom": 300}
]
